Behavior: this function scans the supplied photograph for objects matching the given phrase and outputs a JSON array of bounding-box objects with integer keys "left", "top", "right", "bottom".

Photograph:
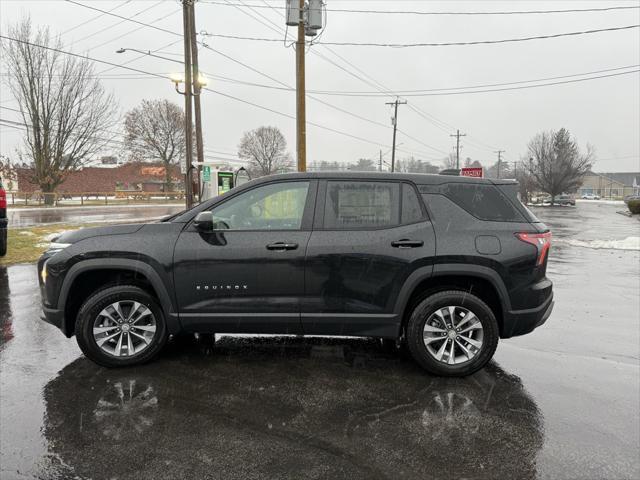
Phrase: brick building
[{"left": 16, "top": 162, "right": 183, "bottom": 194}]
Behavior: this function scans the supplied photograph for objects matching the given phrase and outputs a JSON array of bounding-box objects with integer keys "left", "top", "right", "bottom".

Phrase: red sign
[{"left": 461, "top": 167, "right": 483, "bottom": 178}]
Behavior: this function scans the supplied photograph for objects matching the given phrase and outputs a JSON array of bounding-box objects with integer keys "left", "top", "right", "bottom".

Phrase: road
[
  {"left": 7, "top": 204, "right": 185, "bottom": 227},
  {"left": 1, "top": 202, "right": 638, "bottom": 479}
]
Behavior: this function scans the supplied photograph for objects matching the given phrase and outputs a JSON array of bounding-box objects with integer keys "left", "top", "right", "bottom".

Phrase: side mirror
[{"left": 194, "top": 211, "right": 213, "bottom": 231}]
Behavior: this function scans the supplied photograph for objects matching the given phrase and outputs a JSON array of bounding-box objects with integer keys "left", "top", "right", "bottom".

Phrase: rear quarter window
[{"left": 443, "top": 183, "right": 525, "bottom": 222}]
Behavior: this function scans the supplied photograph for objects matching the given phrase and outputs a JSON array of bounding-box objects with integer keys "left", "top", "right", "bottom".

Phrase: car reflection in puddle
[{"left": 43, "top": 336, "right": 543, "bottom": 480}]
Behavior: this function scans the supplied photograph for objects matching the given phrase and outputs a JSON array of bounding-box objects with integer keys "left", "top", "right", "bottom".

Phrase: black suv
[{"left": 38, "top": 172, "right": 553, "bottom": 376}]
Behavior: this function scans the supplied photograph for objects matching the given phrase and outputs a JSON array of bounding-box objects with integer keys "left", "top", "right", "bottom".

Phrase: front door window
[{"left": 211, "top": 181, "right": 309, "bottom": 230}]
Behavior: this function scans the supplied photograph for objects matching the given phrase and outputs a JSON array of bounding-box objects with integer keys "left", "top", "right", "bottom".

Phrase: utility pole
[
  {"left": 182, "top": 0, "right": 194, "bottom": 208},
  {"left": 386, "top": 98, "right": 407, "bottom": 173},
  {"left": 494, "top": 150, "right": 505, "bottom": 179},
  {"left": 286, "top": 0, "right": 323, "bottom": 171},
  {"left": 450, "top": 130, "right": 466, "bottom": 170},
  {"left": 188, "top": 1, "right": 204, "bottom": 202},
  {"left": 296, "top": 0, "right": 307, "bottom": 172},
  {"left": 379, "top": 149, "right": 383, "bottom": 172}
]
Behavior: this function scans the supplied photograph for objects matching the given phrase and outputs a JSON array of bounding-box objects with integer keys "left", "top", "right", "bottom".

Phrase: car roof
[{"left": 256, "top": 171, "right": 516, "bottom": 186}]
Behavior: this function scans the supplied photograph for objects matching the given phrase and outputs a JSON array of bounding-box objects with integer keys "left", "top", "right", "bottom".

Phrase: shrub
[{"left": 628, "top": 199, "right": 640, "bottom": 215}]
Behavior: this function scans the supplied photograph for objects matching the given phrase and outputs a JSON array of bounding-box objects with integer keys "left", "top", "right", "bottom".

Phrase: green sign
[
  {"left": 218, "top": 171, "right": 233, "bottom": 195},
  {"left": 202, "top": 166, "right": 211, "bottom": 182}
]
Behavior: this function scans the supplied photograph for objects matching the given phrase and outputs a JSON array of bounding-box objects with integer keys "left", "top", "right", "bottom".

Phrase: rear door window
[
  {"left": 443, "top": 183, "right": 525, "bottom": 222},
  {"left": 324, "top": 181, "right": 400, "bottom": 229},
  {"left": 401, "top": 183, "right": 425, "bottom": 224}
]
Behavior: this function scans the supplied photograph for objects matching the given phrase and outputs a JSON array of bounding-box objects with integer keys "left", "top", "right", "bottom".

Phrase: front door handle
[
  {"left": 391, "top": 239, "right": 424, "bottom": 248},
  {"left": 266, "top": 242, "right": 299, "bottom": 251}
]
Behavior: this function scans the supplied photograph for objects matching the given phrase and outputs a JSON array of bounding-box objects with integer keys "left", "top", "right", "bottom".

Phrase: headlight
[
  {"left": 48, "top": 242, "right": 71, "bottom": 252},
  {"left": 41, "top": 258, "right": 49, "bottom": 284}
]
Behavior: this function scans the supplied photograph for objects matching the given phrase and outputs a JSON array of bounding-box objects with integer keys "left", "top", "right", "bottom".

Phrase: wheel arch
[
  {"left": 394, "top": 264, "right": 510, "bottom": 338},
  {"left": 60, "top": 259, "right": 179, "bottom": 337}
]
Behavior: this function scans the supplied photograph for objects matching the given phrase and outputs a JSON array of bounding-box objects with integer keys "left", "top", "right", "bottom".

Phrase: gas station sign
[{"left": 202, "top": 165, "right": 211, "bottom": 182}]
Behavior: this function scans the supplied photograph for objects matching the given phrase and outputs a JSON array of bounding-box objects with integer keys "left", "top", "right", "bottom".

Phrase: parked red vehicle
[{"left": 0, "top": 176, "right": 7, "bottom": 257}]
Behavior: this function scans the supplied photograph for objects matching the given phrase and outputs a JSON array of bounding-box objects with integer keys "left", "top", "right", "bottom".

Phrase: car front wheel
[
  {"left": 406, "top": 290, "right": 499, "bottom": 377},
  {"left": 75, "top": 285, "right": 168, "bottom": 368}
]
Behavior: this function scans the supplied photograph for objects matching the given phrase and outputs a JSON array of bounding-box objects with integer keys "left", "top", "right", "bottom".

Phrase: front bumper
[
  {"left": 41, "top": 306, "right": 71, "bottom": 336},
  {"left": 502, "top": 292, "right": 554, "bottom": 338}
]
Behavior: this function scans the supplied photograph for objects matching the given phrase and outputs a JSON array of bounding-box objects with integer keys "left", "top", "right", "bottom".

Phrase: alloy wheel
[
  {"left": 422, "top": 306, "right": 484, "bottom": 365},
  {"left": 92, "top": 301, "right": 157, "bottom": 357}
]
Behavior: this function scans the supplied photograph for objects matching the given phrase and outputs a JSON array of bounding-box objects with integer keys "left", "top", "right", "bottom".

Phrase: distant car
[
  {"left": 532, "top": 194, "right": 551, "bottom": 204},
  {"left": 581, "top": 193, "right": 600, "bottom": 200},
  {"left": 555, "top": 194, "right": 575, "bottom": 206},
  {"left": 0, "top": 177, "right": 7, "bottom": 257}
]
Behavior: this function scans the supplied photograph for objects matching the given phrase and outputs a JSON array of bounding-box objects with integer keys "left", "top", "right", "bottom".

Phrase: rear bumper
[{"left": 502, "top": 292, "right": 554, "bottom": 338}]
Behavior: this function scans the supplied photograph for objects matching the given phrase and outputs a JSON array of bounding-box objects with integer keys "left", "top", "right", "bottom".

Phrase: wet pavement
[
  {"left": 1, "top": 202, "right": 639, "bottom": 479},
  {"left": 7, "top": 204, "right": 184, "bottom": 227}
]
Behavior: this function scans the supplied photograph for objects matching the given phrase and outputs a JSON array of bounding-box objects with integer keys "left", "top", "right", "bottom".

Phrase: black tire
[
  {"left": 406, "top": 290, "right": 499, "bottom": 377},
  {"left": 75, "top": 285, "right": 168, "bottom": 368},
  {"left": 0, "top": 227, "right": 7, "bottom": 257}
]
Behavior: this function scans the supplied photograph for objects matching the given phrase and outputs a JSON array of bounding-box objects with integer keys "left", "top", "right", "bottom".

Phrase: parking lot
[{"left": 1, "top": 201, "right": 638, "bottom": 479}]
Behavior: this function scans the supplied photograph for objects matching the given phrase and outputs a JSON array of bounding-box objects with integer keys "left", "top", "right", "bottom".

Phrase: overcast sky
[{"left": 1, "top": 0, "right": 639, "bottom": 172}]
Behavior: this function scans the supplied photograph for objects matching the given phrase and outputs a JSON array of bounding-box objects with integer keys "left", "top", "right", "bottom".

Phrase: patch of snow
[
  {"left": 556, "top": 236, "right": 640, "bottom": 251},
  {"left": 18, "top": 231, "right": 36, "bottom": 236},
  {"left": 575, "top": 199, "right": 625, "bottom": 205}
]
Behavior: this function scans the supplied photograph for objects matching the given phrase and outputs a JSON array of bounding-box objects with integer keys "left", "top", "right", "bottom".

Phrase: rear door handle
[
  {"left": 266, "top": 242, "right": 299, "bottom": 251},
  {"left": 391, "top": 239, "right": 424, "bottom": 248}
]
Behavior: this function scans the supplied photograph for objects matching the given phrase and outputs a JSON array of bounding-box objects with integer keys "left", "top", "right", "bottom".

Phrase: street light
[
  {"left": 169, "top": 73, "right": 208, "bottom": 95},
  {"left": 115, "top": 48, "right": 207, "bottom": 93}
]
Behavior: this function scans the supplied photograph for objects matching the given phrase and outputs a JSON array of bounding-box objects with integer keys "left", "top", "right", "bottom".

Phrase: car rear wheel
[
  {"left": 75, "top": 285, "right": 168, "bottom": 368},
  {"left": 406, "top": 290, "right": 499, "bottom": 377}
]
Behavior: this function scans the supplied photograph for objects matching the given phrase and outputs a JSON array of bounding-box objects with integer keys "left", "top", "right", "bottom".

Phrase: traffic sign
[{"left": 202, "top": 165, "right": 211, "bottom": 182}]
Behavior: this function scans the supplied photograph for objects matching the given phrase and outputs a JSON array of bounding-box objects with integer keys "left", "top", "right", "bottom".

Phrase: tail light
[
  {"left": 516, "top": 231, "right": 552, "bottom": 266},
  {"left": 0, "top": 187, "right": 6, "bottom": 209}
]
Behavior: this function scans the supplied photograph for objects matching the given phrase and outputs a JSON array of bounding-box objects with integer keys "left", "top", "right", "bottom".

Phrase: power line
[
  {"left": 0, "top": 35, "right": 418, "bottom": 155},
  {"left": 88, "top": 7, "right": 181, "bottom": 52},
  {"left": 0, "top": 114, "right": 246, "bottom": 164},
  {"left": 70, "top": 1, "right": 164, "bottom": 45},
  {"left": 201, "top": 2, "right": 640, "bottom": 16},
  {"left": 63, "top": 0, "right": 449, "bottom": 156},
  {"left": 218, "top": 0, "right": 450, "bottom": 157},
  {"left": 61, "top": 0, "right": 132, "bottom": 36},
  {"left": 291, "top": 64, "right": 640, "bottom": 96},
  {"left": 197, "top": 24, "right": 640, "bottom": 48}
]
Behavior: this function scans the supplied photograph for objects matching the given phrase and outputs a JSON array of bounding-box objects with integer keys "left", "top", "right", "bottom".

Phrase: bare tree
[
  {"left": 441, "top": 153, "right": 457, "bottom": 170},
  {"left": 396, "top": 156, "right": 439, "bottom": 174},
  {"left": 124, "top": 99, "right": 187, "bottom": 191},
  {"left": 1, "top": 18, "right": 117, "bottom": 203},
  {"left": 485, "top": 160, "right": 512, "bottom": 179},
  {"left": 527, "top": 128, "right": 593, "bottom": 204},
  {"left": 238, "top": 126, "right": 292, "bottom": 177},
  {"left": 352, "top": 158, "right": 377, "bottom": 171}
]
